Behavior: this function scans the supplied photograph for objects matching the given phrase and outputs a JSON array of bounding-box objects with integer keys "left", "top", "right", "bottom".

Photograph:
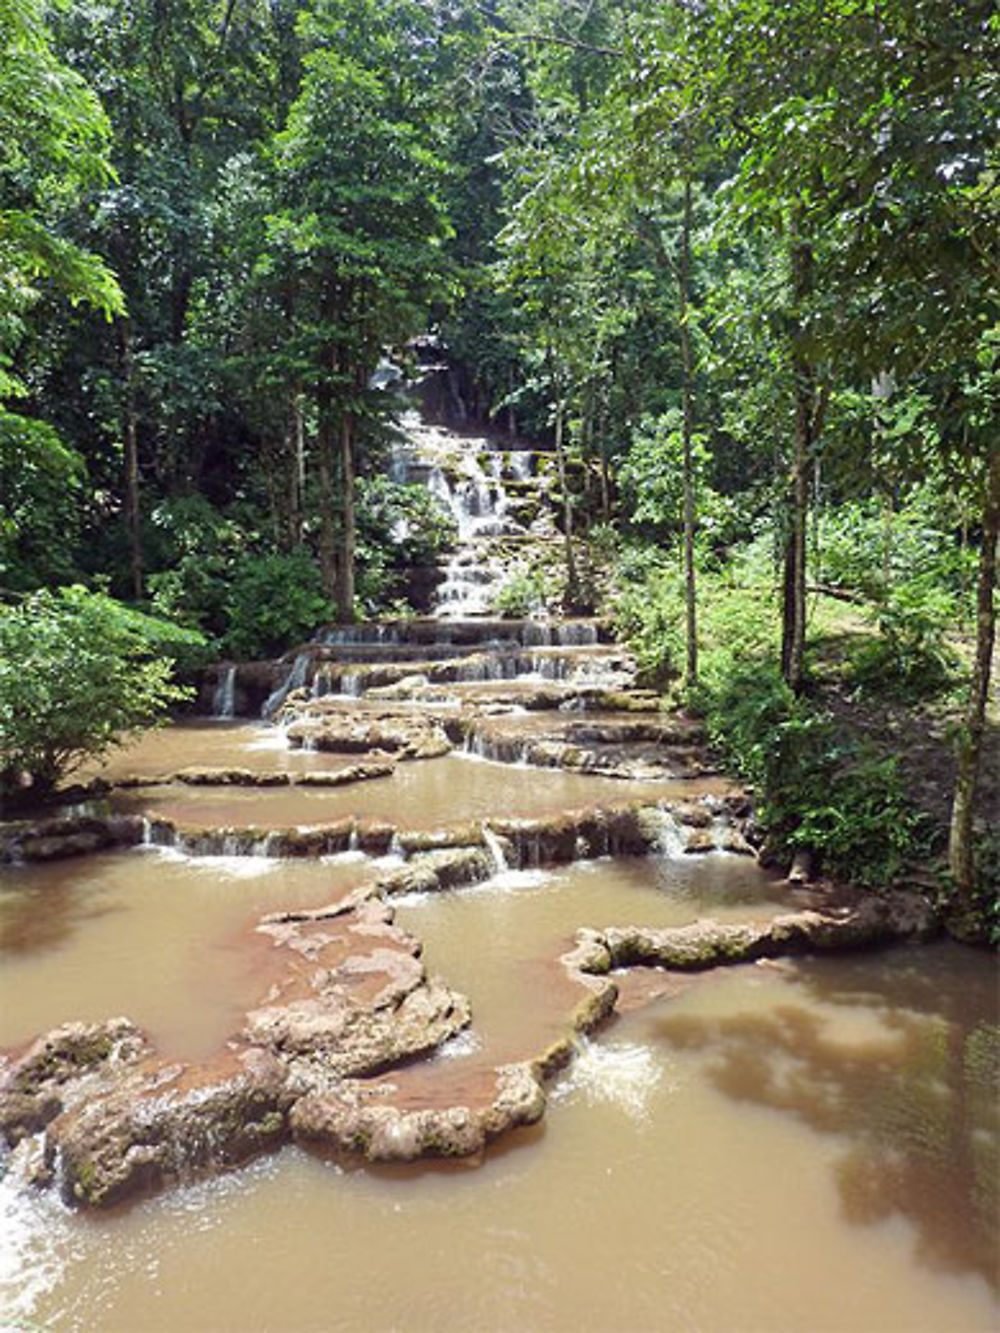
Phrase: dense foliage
[
  {"left": 0, "top": 587, "right": 200, "bottom": 802},
  {"left": 1, "top": 0, "right": 996, "bottom": 905}
]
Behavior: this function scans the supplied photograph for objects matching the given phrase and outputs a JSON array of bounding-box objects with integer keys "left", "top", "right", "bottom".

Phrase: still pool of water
[
  {"left": 107, "top": 753, "right": 696, "bottom": 832},
  {"left": 0, "top": 848, "right": 996, "bottom": 1332},
  {"left": 82, "top": 721, "right": 355, "bottom": 781},
  {"left": 394, "top": 855, "right": 791, "bottom": 1063},
  {"left": 0, "top": 850, "right": 377, "bottom": 1059}
]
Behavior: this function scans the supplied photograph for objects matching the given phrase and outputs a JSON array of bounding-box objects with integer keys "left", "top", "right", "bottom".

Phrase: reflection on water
[
  {"left": 653, "top": 946, "right": 1000, "bottom": 1293},
  {"left": 0, "top": 849, "right": 377, "bottom": 1059},
  {"left": 0, "top": 837, "right": 997, "bottom": 1332}
]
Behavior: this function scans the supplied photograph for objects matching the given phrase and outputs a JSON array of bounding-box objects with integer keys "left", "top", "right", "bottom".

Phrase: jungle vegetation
[{"left": 1, "top": 0, "right": 996, "bottom": 919}]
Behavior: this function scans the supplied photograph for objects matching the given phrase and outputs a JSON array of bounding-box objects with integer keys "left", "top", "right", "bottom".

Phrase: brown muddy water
[
  {"left": 1, "top": 844, "right": 997, "bottom": 1331},
  {"left": 81, "top": 721, "right": 354, "bottom": 781},
  {"left": 106, "top": 756, "right": 701, "bottom": 832},
  {"left": 0, "top": 851, "right": 379, "bottom": 1060}
]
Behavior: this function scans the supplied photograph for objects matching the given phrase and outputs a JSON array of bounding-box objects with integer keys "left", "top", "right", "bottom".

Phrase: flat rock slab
[{"left": 0, "top": 899, "right": 472, "bottom": 1208}]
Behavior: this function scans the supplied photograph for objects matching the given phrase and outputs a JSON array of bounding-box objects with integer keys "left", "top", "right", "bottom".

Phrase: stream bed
[
  {"left": 1, "top": 409, "right": 997, "bottom": 1330},
  {"left": 1, "top": 836, "right": 997, "bottom": 1331}
]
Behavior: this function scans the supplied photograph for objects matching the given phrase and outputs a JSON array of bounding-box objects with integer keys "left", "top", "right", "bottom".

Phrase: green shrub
[
  {"left": 613, "top": 559, "right": 684, "bottom": 686},
  {"left": 0, "top": 587, "right": 196, "bottom": 802},
  {"left": 698, "top": 663, "right": 930, "bottom": 888},
  {"left": 147, "top": 496, "right": 247, "bottom": 639},
  {"left": 816, "top": 489, "right": 976, "bottom": 609},
  {"left": 221, "top": 551, "right": 331, "bottom": 659},
  {"left": 614, "top": 554, "right": 778, "bottom": 690},
  {"left": 849, "top": 580, "right": 960, "bottom": 701},
  {"left": 0, "top": 412, "right": 85, "bottom": 590},
  {"left": 493, "top": 567, "right": 555, "bottom": 618}
]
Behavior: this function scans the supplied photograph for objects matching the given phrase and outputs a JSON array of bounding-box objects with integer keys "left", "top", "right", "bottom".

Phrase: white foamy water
[{"left": 553, "top": 1037, "right": 670, "bottom": 1121}]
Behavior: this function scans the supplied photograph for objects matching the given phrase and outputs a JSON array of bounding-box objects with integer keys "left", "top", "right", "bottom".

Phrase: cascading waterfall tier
[{"left": 391, "top": 409, "right": 554, "bottom": 619}]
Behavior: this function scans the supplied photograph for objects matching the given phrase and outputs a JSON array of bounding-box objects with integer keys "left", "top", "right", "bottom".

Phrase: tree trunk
[
  {"left": 679, "top": 176, "right": 698, "bottom": 689},
  {"left": 335, "top": 398, "right": 356, "bottom": 623},
  {"left": 554, "top": 393, "right": 578, "bottom": 606},
  {"left": 315, "top": 372, "right": 337, "bottom": 601},
  {"left": 289, "top": 389, "right": 305, "bottom": 549},
  {"left": 782, "top": 234, "right": 816, "bottom": 694},
  {"left": 948, "top": 445, "right": 1000, "bottom": 901},
  {"left": 598, "top": 378, "right": 612, "bottom": 522},
  {"left": 120, "top": 322, "right": 143, "bottom": 601},
  {"left": 782, "top": 392, "right": 810, "bottom": 692}
]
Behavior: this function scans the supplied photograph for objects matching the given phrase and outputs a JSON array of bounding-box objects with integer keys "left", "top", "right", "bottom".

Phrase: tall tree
[
  {"left": 270, "top": 0, "right": 452, "bottom": 618},
  {"left": 0, "top": 0, "right": 122, "bottom": 588}
]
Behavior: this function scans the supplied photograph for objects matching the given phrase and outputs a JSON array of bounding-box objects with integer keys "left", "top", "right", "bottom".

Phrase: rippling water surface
[{"left": 1, "top": 845, "right": 996, "bottom": 1332}]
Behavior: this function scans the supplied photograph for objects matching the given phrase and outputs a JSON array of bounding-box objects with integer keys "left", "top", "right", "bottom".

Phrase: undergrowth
[{"left": 613, "top": 556, "right": 935, "bottom": 889}]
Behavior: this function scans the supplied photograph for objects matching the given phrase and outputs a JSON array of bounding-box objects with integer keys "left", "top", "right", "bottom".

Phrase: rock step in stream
[
  {"left": 0, "top": 606, "right": 941, "bottom": 1212},
  {"left": 0, "top": 412, "right": 943, "bottom": 1210}
]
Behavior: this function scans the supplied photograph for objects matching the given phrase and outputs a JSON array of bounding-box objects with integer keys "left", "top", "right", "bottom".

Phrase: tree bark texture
[
  {"left": 315, "top": 370, "right": 337, "bottom": 602},
  {"left": 948, "top": 445, "right": 1000, "bottom": 900},
  {"left": 120, "top": 322, "right": 144, "bottom": 601},
  {"left": 782, "top": 233, "right": 823, "bottom": 695},
  {"left": 335, "top": 389, "right": 356, "bottom": 623},
  {"left": 553, "top": 392, "right": 578, "bottom": 606},
  {"left": 680, "top": 176, "right": 698, "bottom": 688}
]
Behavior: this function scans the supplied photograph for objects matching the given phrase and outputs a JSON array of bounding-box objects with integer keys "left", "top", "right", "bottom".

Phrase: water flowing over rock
[
  {"left": 391, "top": 410, "right": 556, "bottom": 618},
  {"left": 0, "top": 404, "right": 943, "bottom": 1212}
]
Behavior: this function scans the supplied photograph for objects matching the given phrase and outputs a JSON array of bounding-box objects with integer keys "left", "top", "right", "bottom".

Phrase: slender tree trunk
[
  {"left": 554, "top": 392, "right": 578, "bottom": 606},
  {"left": 782, "top": 391, "right": 810, "bottom": 692},
  {"left": 335, "top": 392, "right": 356, "bottom": 623},
  {"left": 315, "top": 372, "right": 337, "bottom": 601},
  {"left": 315, "top": 279, "right": 340, "bottom": 600},
  {"left": 598, "top": 410, "right": 611, "bottom": 522},
  {"left": 948, "top": 445, "right": 1000, "bottom": 901},
  {"left": 288, "top": 389, "right": 305, "bottom": 549},
  {"left": 679, "top": 176, "right": 698, "bottom": 689},
  {"left": 598, "top": 376, "right": 611, "bottom": 522},
  {"left": 120, "top": 321, "right": 143, "bottom": 600},
  {"left": 782, "top": 233, "right": 817, "bottom": 694}
]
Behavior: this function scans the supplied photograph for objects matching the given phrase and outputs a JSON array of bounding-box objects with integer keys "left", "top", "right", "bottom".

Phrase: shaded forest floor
[{"left": 808, "top": 608, "right": 999, "bottom": 859}]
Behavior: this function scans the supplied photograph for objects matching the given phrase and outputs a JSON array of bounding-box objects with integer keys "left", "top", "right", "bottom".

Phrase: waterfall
[
  {"left": 482, "top": 826, "right": 509, "bottom": 874},
  {"left": 212, "top": 665, "right": 237, "bottom": 719},
  {"left": 262, "top": 652, "right": 311, "bottom": 720},
  {"left": 650, "top": 809, "right": 686, "bottom": 858},
  {"left": 556, "top": 622, "right": 598, "bottom": 647},
  {"left": 396, "top": 410, "right": 545, "bottom": 618}
]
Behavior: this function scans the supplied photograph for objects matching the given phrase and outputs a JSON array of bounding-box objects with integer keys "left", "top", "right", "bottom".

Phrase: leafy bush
[
  {"left": 613, "top": 554, "right": 777, "bottom": 690},
  {"left": 221, "top": 551, "right": 331, "bottom": 659},
  {"left": 147, "top": 496, "right": 248, "bottom": 639},
  {"left": 493, "top": 566, "right": 557, "bottom": 617},
  {"left": 613, "top": 562, "right": 685, "bottom": 686},
  {"left": 0, "top": 412, "right": 85, "bottom": 590},
  {"left": 354, "top": 477, "right": 456, "bottom": 614},
  {"left": 698, "top": 663, "right": 930, "bottom": 888},
  {"left": 0, "top": 587, "right": 196, "bottom": 802},
  {"left": 849, "top": 580, "right": 961, "bottom": 702},
  {"left": 816, "top": 489, "right": 976, "bottom": 610}
]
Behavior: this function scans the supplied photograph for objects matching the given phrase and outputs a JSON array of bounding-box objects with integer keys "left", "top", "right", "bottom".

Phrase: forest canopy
[{"left": 0, "top": 0, "right": 997, "bottom": 910}]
